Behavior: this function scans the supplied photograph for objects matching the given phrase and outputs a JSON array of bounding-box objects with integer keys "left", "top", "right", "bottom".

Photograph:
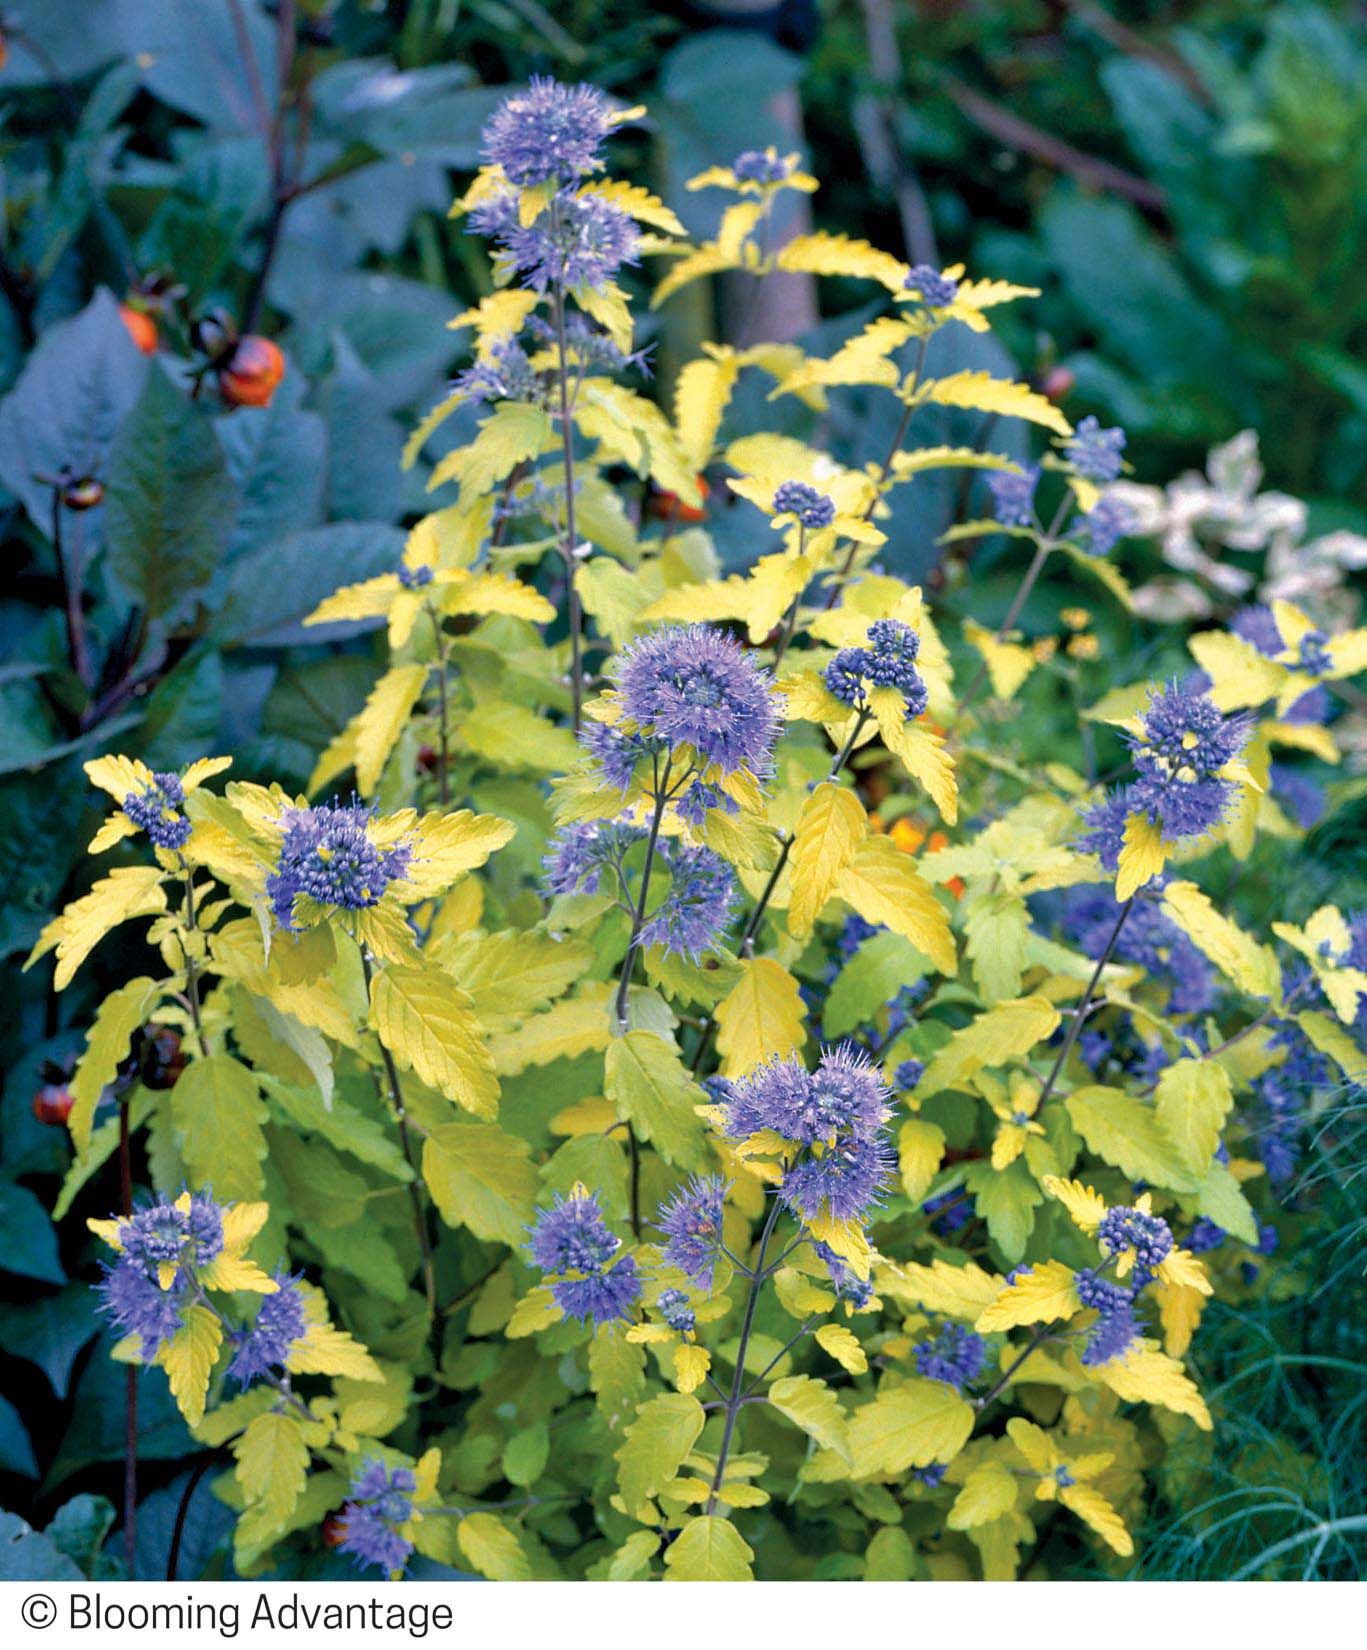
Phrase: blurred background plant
[{"left": 0, "top": 0, "right": 1362, "bottom": 1576}]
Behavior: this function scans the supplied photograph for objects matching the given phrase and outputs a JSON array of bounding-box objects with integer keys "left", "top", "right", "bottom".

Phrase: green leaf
[
  {"left": 503, "top": 1422, "right": 550, "bottom": 1488},
  {"left": 1194, "top": 1163, "right": 1259, "bottom": 1246},
  {"left": 767, "top": 1374, "right": 851, "bottom": 1463},
  {"left": 615, "top": 1392, "right": 706, "bottom": 1516},
  {"left": 170, "top": 1054, "right": 268, "bottom": 1201},
  {"left": 461, "top": 700, "right": 581, "bottom": 774},
  {"left": 588, "top": 1333, "right": 647, "bottom": 1430},
  {"left": 0, "top": 1181, "right": 65, "bottom": 1285},
  {"left": 826, "top": 932, "right": 929, "bottom": 1039},
  {"left": 1065, "top": 1085, "right": 1199, "bottom": 1193},
  {"left": 233, "top": 1412, "right": 309, "bottom": 1558},
  {"left": 663, "top": 1515, "right": 754, "bottom": 1581},
  {"left": 104, "top": 362, "right": 234, "bottom": 622},
  {"left": 964, "top": 1159, "right": 1043, "bottom": 1263},
  {"left": 1154, "top": 1059, "right": 1233, "bottom": 1178},
  {"left": 604, "top": 1031, "right": 708, "bottom": 1169},
  {"left": 422, "top": 1121, "right": 538, "bottom": 1246}
]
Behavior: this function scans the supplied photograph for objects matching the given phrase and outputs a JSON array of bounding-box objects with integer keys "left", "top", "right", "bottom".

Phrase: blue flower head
[
  {"left": 1075, "top": 1269, "right": 1139, "bottom": 1366},
  {"left": 1065, "top": 416, "right": 1126, "bottom": 484},
  {"left": 657, "top": 1287, "right": 696, "bottom": 1333},
  {"left": 482, "top": 77, "right": 614, "bottom": 187},
  {"left": 97, "top": 1193, "right": 226, "bottom": 1357},
  {"left": 123, "top": 772, "right": 192, "bottom": 850},
  {"left": 451, "top": 334, "right": 539, "bottom": 407},
  {"left": 656, "top": 1175, "right": 726, "bottom": 1290},
  {"left": 905, "top": 265, "right": 959, "bottom": 308},
  {"left": 1127, "top": 682, "right": 1253, "bottom": 846},
  {"left": 267, "top": 801, "right": 413, "bottom": 933},
  {"left": 640, "top": 840, "right": 736, "bottom": 960},
  {"left": 528, "top": 1190, "right": 641, "bottom": 1327},
  {"left": 397, "top": 563, "right": 434, "bottom": 590},
  {"left": 780, "top": 1132, "right": 894, "bottom": 1225},
  {"left": 987, "top": 464, "right": 1039, "bottom": 527},
  {"left": 617, "top": 624, "right": 781, "bottom": 780},
  {"left": 813, "top": 1241, "right": 876, "bottom": 1309},
  {"left": 228, "top": 1272, "right": 309, "bottom": 1384},
  {"left": 1079, "top": 493, "right": 1134, "bottom": 558},
  {"left": 823, "top": 620, "right": 927, "bottom": 720},
  {"left": 1098, "top": 1204, "right": 1173, "bottom": 1289},
  {"left": 914, "top": 1322, "right": 986, "bottom": 1390},
  {"left": 895, "top": 1058, "right": 925, "bottom": 1092},
  {"left": 772, "top": 480, "right": 836, "bottom": 530},
  {"left": 470, "top": 189, "right": 639, "bottom": 294},
  {"left": 339, "top": 1461, "right": 416, "bottom": 1576},
  {"left": 732, "top": 148, "right": 797, "bottom": 185}
]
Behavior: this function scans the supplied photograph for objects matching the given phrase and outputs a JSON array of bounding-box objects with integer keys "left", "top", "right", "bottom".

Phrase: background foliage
[{"left": 1, "top": 0, "right": 1363, "bottom": 1583}]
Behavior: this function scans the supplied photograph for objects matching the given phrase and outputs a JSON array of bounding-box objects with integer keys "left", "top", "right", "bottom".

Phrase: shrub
[{"left": 18, "top": 73, "right": 1367, "bottom": 1584}]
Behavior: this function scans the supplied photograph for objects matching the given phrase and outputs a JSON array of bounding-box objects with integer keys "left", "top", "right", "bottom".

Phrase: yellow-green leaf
[
  {"left": 616, "top": 1392, "right": 707, "bottom": 1516},
  {"left": 604, "top": 1030, "right": 708, "bottom": 1168},
  {"left": 371, "top": 964, "right": 498, "bottom": 1118},
  {"left": 68, "top": 977, "right": 160, "bottom": 1154},
  {"left": 159, "top": 1305, "right": 222, "bottom": 1426},
  {"left": 714, "top": 957, "right": 806, "bottom": 1078},
  {"left": 1065, "top": 1086, "right": 1198, "bottom": 1193},
  {"left": 171, "top": 1054, "right": 268, "bottom": 1201},
  {"left": 898, "top": 1119, "right": 946, "bottom": 1202},
  {"left": 422, "top": 1121, "right": 538, "bottom": 1246},
  {"left": 921, "top": 370, "right": 1071, "bottom": 436},
  {"left": 1153, "top": 1058, "right": 1233, "bottom": 1178},
  {"left": 976, "top": 1260, "right": 1079, "bottom": 1332},
  {"left": 456, "top": 1512, "right": 533, "bottom": 1580},
  {"left": 1162, "top": 879, "right": 1281, "bottom": 1001},
  {"left": 836, "top": 835, "right": 956, "bottom": 975},
  {"left": 234, "top": 1411, "right": 309, "bottom": 1533},
  {"left": 767, "top": 1374, "right": 851, "bottom": 1462},
  {"left": 351, "top": 663, "right": 428, "bottom": 797},
  {"left": 26, "top": 867, "right": 167, "bottom": 990},
  {"left": 662, "top": 1515, "right": 754, "bottom": 1581},
  {"left": 919, "top": 996, "right": 1060, "bottom": 1095},
  {"left": 787, "top": 783, "right": 867, "bottom": 939},
  {"left": 846, "top": 1379, "right": 974, "bottom": 1478}
]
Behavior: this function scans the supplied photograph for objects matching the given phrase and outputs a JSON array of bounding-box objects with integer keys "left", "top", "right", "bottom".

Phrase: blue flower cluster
[
  {"left": 987, "top": 464, "right": 1039, "bottom": 527},
  {"left": 617, "top": 623, "right": 781, "bottom": 779},
  {"left": 772, "top": 479, "right": 836, "bottom": 530},
  {"left": 1098, "top": 1204, "right": 1173, "bottom": 1289},
  {"left": 732, "top": 148, "right": 797, "bottom": 185},
  {"left": 1082, "top": 683, "right": 1252, "bottom": 867},
  {"left": 123, "top": 772, "right": 192, "bottom": 850},
  {"left": 914, "top": 1322, "right": 986, "bottom": 1391},
  {"left": 824, "top": 619, "right": 929, "bottom": 721},
  {"left": 542, "top": 822, "right": 735, "bottom": 959},
  {"left": 97, "top": 1193, "right": 224, "bottom": 1358},
  {"left": 905, "top": 265, "right": 959, "bottom": 308},
  {"left": 472, "top": 80, "right": 637, "bottom": 294},
  {"left": 656, "top": 1287, "right": 696, "bottom": 1333},
  {"left": 267, "top": 801, "right": 413, "bottom": 932},
  {"left": 1059, "top": 886, "right": 1217, "bottom": 1015},
  {"left": 450, "top": 334, "right": 539, "bottom": 407},
  {"left": 655, "top": 1174, "right": 726, "bottom": 1290},
  {"left": 338, "top": 1461, "right": 416, "bottom": 1577},
  {"left": 1074, "top": 1268, "right": 1139, "bottom": 1365},
  {"left": 1065, "top": 416, "right": 1126, "bottom": 484},
  {"left": 397, "top": 563, "right": 434, "bottom": 590},
  {"left": 228, "top": 1272, "right": 309, "bottom": 1384},
  {"left": 483, "top": 77, "right": 613, "bottom": 187},
  {"left": 723, "top": 1046, "right": 893, "bottom": 1226},
  {"left": 528, "top": 1190, "right": 641, "bottom": 1327},
  {"left": 813, "top": 1241, "right": 876, "bottom": 1309},
  {"left": 1078, "top": 492, "right": 1135, "bottom": 558}
]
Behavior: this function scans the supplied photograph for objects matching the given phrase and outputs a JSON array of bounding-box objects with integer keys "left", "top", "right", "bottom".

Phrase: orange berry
[
  {"left": 119, "top": 304, "right": 158, "bottom": 355},
  {"left": 1042, "top": 365, "right": 1075, "bottom": 403},
  {"left": 219, "top": 336, "right": 286, "bottom": 408},
  {"left": 32, "top": 1084, "right": 75, "bottom": 1126},
  {"left": 647, "top": 476, "right": 709, "bottom": 524}
]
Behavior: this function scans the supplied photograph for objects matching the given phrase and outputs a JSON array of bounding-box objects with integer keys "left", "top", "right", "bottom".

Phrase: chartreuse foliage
[{"left": 30, "top": 78, "right": 1367, "bottom": 1585}]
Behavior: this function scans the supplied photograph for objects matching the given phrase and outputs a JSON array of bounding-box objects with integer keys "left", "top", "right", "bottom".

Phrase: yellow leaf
[
  {"left": 428, "top": 402, "right": 554, "bottom": 495},
  {"left": 898, "top": 1119, "right": 946, "bottom": 1203},
  {"left": 488, "top": 989, "right": 613, "bottom": 1074},
  {"left": 976, "top": 1261, "right": 1079, "bottom": 1332},
  {"left": 815, "top": 1324, "right": 868, "bottom": 1375},
  {"left": 1099, "top": 1342, "right": 1212, "bottom": 1429},
  {"left": 1040, "top": 1176, "right": 1106, "bottom": 1233},
  {"left": 616, "top": 1392, "right": 707, "bottom": 1516},
  {"left": 1154, "top": 1280, "right": 1206, "bottom": 1357},
  {"left": 1162, "top": 880, "right": 1282, "bottom": 1000},
  {"left": 1296, "top": 1009, "right": 1367, "bottom": 1079},
  {"left": 662, "top": 1516, "right": 754, "bottom": 1581},
  {"left": 234, "top": 1412, "right": 309, "bottom": 1533},
  {"left": 370, "top": 964, "right": 498, "bottom": 1117},
  {"left": 673, "top": 1344, "right": 711, "bottom": 1395},
  {"left": 352, "top": 663, "right": 429, "bottom": 797},
  {"left": 1188, "top": 629, "right": 1285, "bottom": 712},
  {"left": 401, "top": 809, "right": 516, "bottom": 900},
  {"left": 963, "top": 619, "right": 1037, "bottom": 701},
  {"left": 921, "top": 370, "right": 1071, "bottom": 436},
  {"left": 875, "top": 710, "right": 959, "bottom": 824},
  {"left": 456, "top": 1513, "right": 533, "bottom": 1581},
  {"left": 948, "top": 1464, "right": 1018, "bottom": 1530},
  {"left": 1116, "top": 813, "right": 1166, "bottom": 900},
  {"left": 675, "top": 354, "right": 739, "bottom": 470},
  {"left": 714, "top": 957, "right": 806, "bottom": 1078},
  {"left": 787, "top": 783, "right": 867, "bottom": 939},
  {"left": 836, "top": 835, "right": 956, "bottom": 975},
  {"left": 767, "top": 1374, "right": 851, "bottom": 1462},
  {"left": 159, "top": 1305, "right": 222, "bottom": 1426},
  {"left": 26, "top": 867, "right": 168, "bottom": 991},
  {"left": 774, "top": 231, "right": 906, "bottom": 291},
  {"left": 582, "top": 178, "right": 686, "bottom": 236},
  {"left": 882, "top": 1258, "right": 1001, "bottom": 1320},
  {"left": 846, "top": 1379, "right": 974, "bottom": 1477},
  {"left": 1060, "top": 1484, "right": 1134, "bottom": 1556},
  {"left": 67, "top": 977, "right": 160, "bottom": 1155}
]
